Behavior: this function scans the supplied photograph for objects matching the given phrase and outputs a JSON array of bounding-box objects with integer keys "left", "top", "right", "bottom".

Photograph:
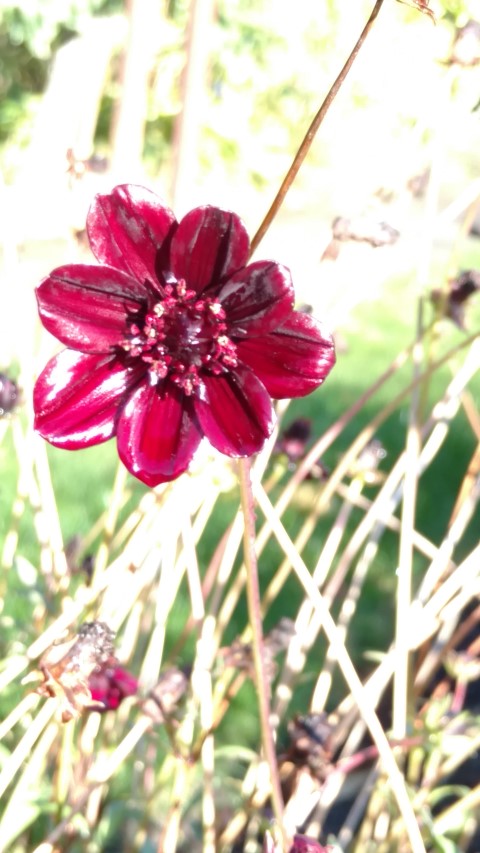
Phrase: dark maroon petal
[
  {"left": 116, "top": 381, "right": 202, "bottom": 486},
  {"left": 110, "top": 666, "right": 139, "bottom": 697},
  {"left": 34, "top": 350, "right": 143, "bottom": 448},
  {"left": 194, "top": 366, "right": 274, "bottom": 457},
  {"left": 89, "top": 666, "right": 138, "bottom": 711},
  {"left": 87, "top": 184, "right": 177, "bottom": 293},
  {"left": 36, "top": 264, "right": 146, "bottom": 353},
  {"left": 218, "top": 261, "right": 294, "bottom": 336},
  {"left": 170, "top": 206, "right": 249, "bottom": 294},
  {"left": 236, "top": 312, "right": 335, "bottom": 399}
]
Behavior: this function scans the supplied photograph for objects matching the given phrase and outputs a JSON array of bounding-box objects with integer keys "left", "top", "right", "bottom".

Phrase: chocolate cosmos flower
[{"left": 34, "top": 185, "right": 335, "bottom": 485}]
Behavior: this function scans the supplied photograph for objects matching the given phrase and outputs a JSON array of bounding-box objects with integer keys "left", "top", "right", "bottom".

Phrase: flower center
[{"left": 121, "top": 279, "right": 238, "bottom": 395}]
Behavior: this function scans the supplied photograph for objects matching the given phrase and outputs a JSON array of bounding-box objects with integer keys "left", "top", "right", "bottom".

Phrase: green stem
[
  {"left": 237, "top": 458, "right": 286, "bottom": 846},
  {"left": 249, "top": 0, "right": 386, "bottom": 257}
]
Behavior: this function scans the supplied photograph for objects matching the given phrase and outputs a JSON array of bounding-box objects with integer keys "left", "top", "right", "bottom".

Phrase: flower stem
[
  {"left": 237, "top": 457, "right": 286, "bottom": 846},
  {"left": 249, "top": 0, "right": 386, "bottom": 257}
]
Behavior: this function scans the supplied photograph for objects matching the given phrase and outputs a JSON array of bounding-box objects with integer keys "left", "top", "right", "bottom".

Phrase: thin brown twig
[
  {"left": 393, "top": 298, "right": 424, "bottom": 741},
  {"left": 238, "top": 458, "right": 287, "bottom": 847}
]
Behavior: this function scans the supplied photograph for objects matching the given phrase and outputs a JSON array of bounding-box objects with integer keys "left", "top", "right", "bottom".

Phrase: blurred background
[
  {"left": 2, "top": 0, "right": 480, "bottom": 354},
  {"left": 1, "top": 8, "right": 480, "bottom": 849},
  {"left": 1, "top": 0, "right": 480, "bottom": 692}
]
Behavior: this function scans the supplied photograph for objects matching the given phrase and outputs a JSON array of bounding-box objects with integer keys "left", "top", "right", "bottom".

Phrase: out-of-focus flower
[
  {"left": 0, "top": 372, "right": 19, "bottom": 416},
  {"left": 275, "top": 417, "right": 312, "bottom": 465},
  {"left": 431, "top": 270, "right": 480, "bottom": 329},
  {"left": 66, "top": 147, "right": 109, "bottom": 181},
  {"left": 32, "top": 621, "right": 116, "bottom": 722},
  {"left": 29, "top": 621, "right": 138, "bottom": 719},
  {"left": 33, "top": 185, "right": 335, "bottom": 486},
  {"left": 331, "top": 215, "right": 399, "bottom": 249},
  {"left": 88, "top": 663, "right": 138, "bottom": 711},
  {"left": 286, "top": 713, "right": 334, "bottom": 780},
  {"left": 321, "top": 214, "right": 399, "bottom": 262}
]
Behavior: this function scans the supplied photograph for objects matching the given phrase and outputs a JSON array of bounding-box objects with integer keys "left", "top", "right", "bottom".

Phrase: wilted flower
[
  {"left": 33, "top": 621, "right": 116, "bottom": 722},
  {"left": 29, "top": 622, "right": 138, "bottom": 719},
  {"left": 286, "top": 713, "right": 334, "bottom": 780},
  {"left": 33, "top": 185, "right": 335, "bottom": 485},
  {"left": 331, "top": 215, "right": 399, "bottom": 248},
  {"left": 275, "top": 417, "right": 312, "bottom": 465},
  {"left": 431, "top": 270, "right": 480, "bottom": 329},
  {"left": 88, "top": 663, "right": 138, "bottom": 711}
]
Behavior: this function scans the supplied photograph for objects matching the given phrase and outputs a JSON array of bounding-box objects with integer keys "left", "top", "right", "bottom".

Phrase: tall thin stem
[
  {"left": 393, "top": 299, "right": 423, "bottom": 740},
  {"left": 254, "top": 482, "right": 427, "bottom": 853},
  {"left": 249, "top": 0, "right": 386, "bottom": 257},
  {"left": 238, "top": 457, "right": 286, "bottom": 846}
]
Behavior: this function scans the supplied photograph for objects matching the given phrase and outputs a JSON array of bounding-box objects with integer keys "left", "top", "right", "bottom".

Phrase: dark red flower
[
  {"left": 34, "top": 185, "right": 335, "bottom": 485},
  {"left": 88, "top": 664, "right": 138, "bottom": 712}
]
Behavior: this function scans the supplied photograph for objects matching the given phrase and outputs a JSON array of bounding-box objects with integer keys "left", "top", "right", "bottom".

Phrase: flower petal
[
  {"left": 116, "top": 381, "right": 202, "bottom": 486},
  {"left": 89, "top": 666, "right": 138, "bottom": 712},
  {"left": 236, "top": 312, "right": 335, "bottom": 399},
  {"left": 194, "top": 366, "right": 274, "bottom": 457},
  {"left": 36, "top": 264, "right": 146, "bottom": 352},
  {"left": 34, "top": 350, "right": 143, "bottom": 448},
  {"left": 87, "top": 184, "right": 177, "bottom": 292},
  {"left": 218, "top": 261, "right": 294, "bottom": 336},
  {"left": 170, "top": 206, "right": 249, "bottom": 294}
]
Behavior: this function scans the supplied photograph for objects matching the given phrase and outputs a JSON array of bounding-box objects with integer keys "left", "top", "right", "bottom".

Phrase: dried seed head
[{"left": 35, "top": 621, "right": 116, "bottom": 721}]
